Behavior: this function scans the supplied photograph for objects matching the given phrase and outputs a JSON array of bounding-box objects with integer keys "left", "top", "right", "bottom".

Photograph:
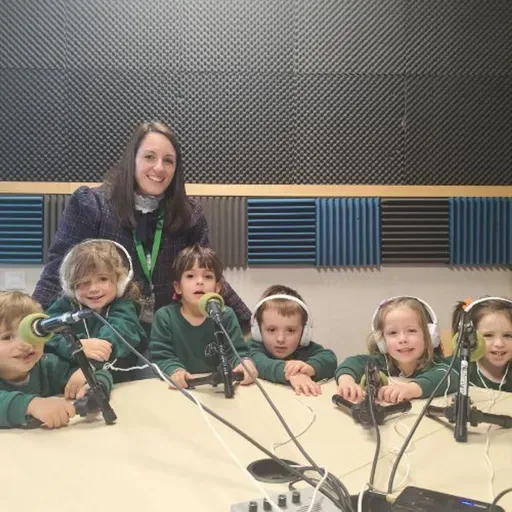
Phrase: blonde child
[
  {"left": 336, "top": 296, "right": 450, "bottom": 404},
  {"left": 0, "top": 291, "right": 112, "bottom": 428},
  {"left": 452, "top": 297, "right": 512, "bottom": 392},
  {"left": 249, "top": 285, "right": 337, "bottom": 397},
  {"left": 149, "top": 245, "right": 257, "bottom": 388},
  {"left": 45, "top": 239, "right": 147, "bottom": 391}
]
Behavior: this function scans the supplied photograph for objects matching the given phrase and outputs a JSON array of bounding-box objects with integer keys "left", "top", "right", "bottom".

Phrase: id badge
[{"left": 140, "top": 290, "right": 155, "bottom": 324}]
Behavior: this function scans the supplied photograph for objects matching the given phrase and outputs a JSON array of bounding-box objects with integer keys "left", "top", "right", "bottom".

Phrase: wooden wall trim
[{"left": 1, "top": 182, "right": 512, "bottom": 197}]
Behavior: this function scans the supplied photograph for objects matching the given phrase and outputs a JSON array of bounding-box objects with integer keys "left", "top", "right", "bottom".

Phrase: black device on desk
[{"left": 392, "top": 486, "right": 505, "bottom": 512}]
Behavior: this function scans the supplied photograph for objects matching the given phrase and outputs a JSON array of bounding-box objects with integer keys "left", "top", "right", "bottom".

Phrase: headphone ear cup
[
  {"left": 251, "top": 320, "right": 263, "bottom": 342},
  {"left": 374, "top": 331, "right": 387, "bottom": 354},
  {"left": 59, "top": 259, "right": 74, "bottom": 298},
  {"left": 428, "top": 323, "right": 441, "bottom": 348},
  {"left": 300, "top": 320, "right": 313, "bottom": 347},
  {"left": 117, "top": 277, "right": 129, "bottom": 297}
]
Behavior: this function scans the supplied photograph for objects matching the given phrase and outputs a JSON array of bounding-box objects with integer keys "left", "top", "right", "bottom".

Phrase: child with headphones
[
  {"left": 249, "top": 285, "right": 337, "bottom": 397},
  {"left": 45, "top": 239, "right": 147, "bottom": 391},
  {"left": 452, "top": 297, "right": 512, "bottom": 392},
  {"left": 149, "top": 245, "right": 257, "bottom": 388},
  {"left": 336, "top": 296, "right": 449, "bottom": 404},
  {"left": 0, "top": 291, "right": 113, "bottom": 428}
]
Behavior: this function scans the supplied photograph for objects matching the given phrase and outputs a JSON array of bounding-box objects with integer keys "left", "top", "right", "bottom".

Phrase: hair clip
[{"left": 462, "top": 298, "right": 473, "bottom": 311}]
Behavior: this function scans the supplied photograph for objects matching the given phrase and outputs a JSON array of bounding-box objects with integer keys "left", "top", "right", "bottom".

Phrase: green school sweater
[
  {"left": 335, "top": 353, "right": 454, "bottom": 398},
  {"left": 0, "top": 354, "right": 113, "bottom": 427},
  {"left": 249, "top": 339, "right": 337, "bottom": 384},
  {"left": 45, "top": 296, "right": 147, "bottom": 366},
  {"left": 441, "top": 359, "right": 512, "bottom": 393},
  {"left": 149, "top": 303, "right": 250, "bottom": 376}
]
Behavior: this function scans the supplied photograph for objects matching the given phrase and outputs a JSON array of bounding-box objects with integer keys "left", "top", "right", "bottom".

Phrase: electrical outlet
[{"left": 4, "top": 271, "right": 26, "bottom": 290}]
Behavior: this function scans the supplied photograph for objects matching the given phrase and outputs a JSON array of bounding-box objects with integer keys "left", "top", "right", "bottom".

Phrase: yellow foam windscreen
[{"left": 450, "top": 332, "right": 487, "bottom": 362}]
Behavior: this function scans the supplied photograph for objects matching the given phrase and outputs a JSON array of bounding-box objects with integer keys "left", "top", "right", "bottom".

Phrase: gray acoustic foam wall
[
  {"left": 43, "top": 194, "right": 71, "bottom": 262},
  {"left": 192, "top": 196, "right": 247, "bottom": 268},
  {"left": 1, "top": 0, "right": 512, "bottom": 185}
]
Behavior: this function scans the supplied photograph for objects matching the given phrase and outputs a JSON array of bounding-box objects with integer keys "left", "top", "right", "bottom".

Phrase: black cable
[
  {"left": 366, "top": 366, "right": 381, "bottom": 488},
  {"left": 91, "top": 313, "right": 352, "bottom": 511},
  {"left": 489, "top": 487, "right": 512, "bottom": 511},
  {"left": 217, "top": 321, "right": 355, "bottom": 512},
  {"left": 386, "top": 321, "right": 465, "bottom": 494}
]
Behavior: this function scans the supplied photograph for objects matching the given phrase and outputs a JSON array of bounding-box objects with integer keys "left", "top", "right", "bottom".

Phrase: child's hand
[
  {"left": 289, "top": 374, "right": 322, "bottom": 396},
  {"left": 81, "top": 338, "right": 112, "bottom": 362},
  {"left": 284, "top": 360, "right": 315, "bottom": 379},
  {"left": 337, "top": 374, "right": 364, "bottom": 403},
  {"left": 26, "top": 397, "right": 75, "bottom": 429},
  {"left": 64, "top": 369, "right": 87, "bottom": 399},
  {"left": 377, "top": 383, "right": 422, "bottom": 404},
  {"left": 233, "top": 359, "right": 258, "bottom": 385},
  {"left": 170, "top": 368, "right": 192, "bottom": 389}
]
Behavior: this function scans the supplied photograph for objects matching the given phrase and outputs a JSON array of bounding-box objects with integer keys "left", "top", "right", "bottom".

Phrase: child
[
  {"left": 149, "top": 245, "right": 257, "bottom": 388},
  {"left": 336, "top": 296, "right": 450, "bottom": 404},
  {"left": 45, "top": 239, "right": 147, "bottom": 391},
  {"left": 249, "top": 285, "right": 337, "bottom": 397},
  {"left": 452, "top": 297, "right": 512, "bottom": 392},
  {"left": 0, "top": 291, "right": 113, "bottom": 428}
]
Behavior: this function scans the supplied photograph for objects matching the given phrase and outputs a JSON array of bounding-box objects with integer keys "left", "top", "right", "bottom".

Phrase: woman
[{"left": 33, "top": 121, "right": 251, "bottom": 332}]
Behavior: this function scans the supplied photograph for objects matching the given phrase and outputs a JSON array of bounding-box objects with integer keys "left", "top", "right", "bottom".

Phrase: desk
[{"left": 1, "top": 378, "right": 511, "bottom": 511}]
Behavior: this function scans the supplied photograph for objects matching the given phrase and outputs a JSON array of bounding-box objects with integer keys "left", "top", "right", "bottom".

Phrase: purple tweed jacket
[{"left": 33, "top": 186, "right": 251, "bottom": 332}]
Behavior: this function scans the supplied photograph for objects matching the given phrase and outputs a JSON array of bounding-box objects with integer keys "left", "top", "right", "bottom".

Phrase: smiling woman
[{"left": 32, "top": 122, "right": 251, "bottom": 335}]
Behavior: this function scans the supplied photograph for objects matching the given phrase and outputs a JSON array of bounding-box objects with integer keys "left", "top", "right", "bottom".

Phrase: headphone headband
[
  {"left": 464, "top": 296, "right": 512, "bottom": 313},
  {"left": 60, "top": 239, "right": 134, "bottom": 298},
  {"left": 370, "top": 295, "right": 438, "bottom": 332}
]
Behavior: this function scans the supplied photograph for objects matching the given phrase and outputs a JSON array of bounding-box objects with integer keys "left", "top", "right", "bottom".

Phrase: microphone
[
  {"left": 450, "top": 331, "right": 486, "bottom": 361},
  {"left": 198, "top": 292, "right": 225, "bottom": 323},
  {"left": 17, "top": 310, "right": 95, "bottom": 345}
]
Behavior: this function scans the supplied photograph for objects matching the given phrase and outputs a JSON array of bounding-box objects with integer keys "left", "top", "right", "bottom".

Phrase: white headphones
[
  {"left": 371, "top": 296, "right": 440, "bottom": 354},
  {"left": 250, "top": 294, "right": 313, "bottom": 347},
  {"left": 59, "top": 239, "right": 134, "bottom": 299},
  {"left": 463, "top": 296, "right": 512, "bottom": 312}
]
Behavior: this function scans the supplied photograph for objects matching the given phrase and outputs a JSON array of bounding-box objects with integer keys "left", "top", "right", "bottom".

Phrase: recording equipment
[
  {"left": 198, "top": 292, "right": 225, "bottom": 323},
  {"left": 17, "top": 310, "right": 95, "bottom": 344},
  {"left": 392, "top": 486, "right": 505, "bottom": 512},
  {"left": 332, "top": 361, "right": 412, "bottom": 426},
  {"left": 250, "top": 294, "right": 314, "bottom": 347},
  {"left": 371, "top": 296, "right": 440, "bottom": 354},
  {"left": 231, "top": 486, "right": 339, "bottom": 512}
]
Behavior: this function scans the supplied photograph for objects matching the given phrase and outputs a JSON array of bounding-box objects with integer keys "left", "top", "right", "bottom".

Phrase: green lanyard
[{"left": 133, "top": 211, "right": 164, "bottom": 284}]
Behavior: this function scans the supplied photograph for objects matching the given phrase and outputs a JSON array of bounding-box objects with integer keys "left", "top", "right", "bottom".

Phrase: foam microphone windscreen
[
  {"left": 197, "top": 292, "right": 225, "bottom": 318},
  {"left": 450, "top": 332, "right": 487, "bottom": 362},
  {"left": 360, "top": 371, "right": 389, "bottom": 389},
  {"left": 17, "top": 313, "right": 53, "bottom": 344}
]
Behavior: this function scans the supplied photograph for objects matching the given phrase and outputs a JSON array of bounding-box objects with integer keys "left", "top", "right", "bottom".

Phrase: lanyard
[{"left": 133, "top": 211, "right": 164, "bottom": 284}]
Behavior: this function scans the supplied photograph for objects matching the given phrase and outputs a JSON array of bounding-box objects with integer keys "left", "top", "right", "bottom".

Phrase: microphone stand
[
  {"left": 187, "top": 328, "right": 239, "bottom": 398},
  {"left": 65, "top": 328, "right": 117, "bottom": 425},
  {"left": 426, "top": 312, "right": 512, "bottom": 442},
  {"left": 332, "top": 362, "right": 412, "bottom": 426},
  {"left": 332, "top": 391, "right": 412, "bottom": 426},
  {"left": 24, "top": 329, "right": 117, "bottom": 428}
]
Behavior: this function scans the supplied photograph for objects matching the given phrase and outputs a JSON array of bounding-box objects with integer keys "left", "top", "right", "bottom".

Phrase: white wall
[{"left": 4, "top": 264, "right": 510, "bottom": 361}]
